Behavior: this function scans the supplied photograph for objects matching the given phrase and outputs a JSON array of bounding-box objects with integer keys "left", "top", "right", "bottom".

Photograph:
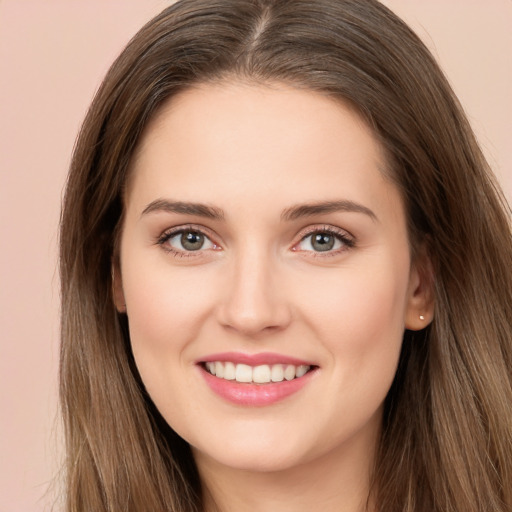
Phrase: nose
[{"left": 216, "top": 245, "right": 292, "bottom": 337}]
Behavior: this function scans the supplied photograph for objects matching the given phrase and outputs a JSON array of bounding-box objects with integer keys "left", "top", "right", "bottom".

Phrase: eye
[
  {"left": 294, "top": 228, "right": 354, "bottom": 253},
  {"left": 159, "top": 228, "right": 217, "bottom": 253}
]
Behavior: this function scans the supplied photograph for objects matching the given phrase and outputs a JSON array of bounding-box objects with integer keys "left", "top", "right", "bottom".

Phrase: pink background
[{"left": 0, "top": 1, "right": 510, "bottom": 510}]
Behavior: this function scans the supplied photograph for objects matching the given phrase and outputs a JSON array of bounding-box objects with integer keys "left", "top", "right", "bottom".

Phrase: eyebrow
[
  {"left": 141, "top": 199, "right": 225, "bottom": 220},
  {"left": 140, "top": 198, "right": 376, "bottom": 223},
  {"left": 281, "top": 200, "right": 377, "bottom": 222}
]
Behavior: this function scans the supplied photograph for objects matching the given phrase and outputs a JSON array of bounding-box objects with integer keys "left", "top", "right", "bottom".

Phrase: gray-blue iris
[
  {"left": 182, "top": 231, "right": 204, "bottom": 251},
  {"left": 312, "top": 233, "right": 335, "bottom": 251}
]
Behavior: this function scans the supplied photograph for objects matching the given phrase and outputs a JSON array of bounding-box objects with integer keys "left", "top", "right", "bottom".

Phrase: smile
[
  {"left": 204, "top": 362, "right": 311, "bottom": 384},
  {"left": 198, "top": 353, "right": 318, "bottom": 406}
]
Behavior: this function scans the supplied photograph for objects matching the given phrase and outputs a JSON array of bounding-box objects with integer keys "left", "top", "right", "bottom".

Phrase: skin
[{"left": 115, "top": 81, "right": 433, "bottom": 512}]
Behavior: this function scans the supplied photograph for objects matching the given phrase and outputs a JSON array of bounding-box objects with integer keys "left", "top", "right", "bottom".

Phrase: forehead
[
  {"left": 126, "top": 81, "right": 401, "bottom": 223},
  {"left": 134, "top": 81, "right": 383, "bottom": 164}
]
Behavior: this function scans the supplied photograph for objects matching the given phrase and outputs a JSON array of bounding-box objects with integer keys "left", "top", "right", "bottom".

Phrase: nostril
[{"left": 217, "top": 298, "right": 292, "bottom": 336}]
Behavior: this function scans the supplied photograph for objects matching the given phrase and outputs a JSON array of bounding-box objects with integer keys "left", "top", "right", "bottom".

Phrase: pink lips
[{"left": 197, "top": 352, "right": 317, "bottom": 407}]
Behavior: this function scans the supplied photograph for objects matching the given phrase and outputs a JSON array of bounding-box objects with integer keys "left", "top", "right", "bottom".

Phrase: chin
[
  {"left": 192, "top": 441, "right": 309, "bottom": 474},
  {"left": 187, "top": 417, "right": 334, "bottom": 475},
  {"left": 184, "top": 403, "right": 384, "bottom": 477}
]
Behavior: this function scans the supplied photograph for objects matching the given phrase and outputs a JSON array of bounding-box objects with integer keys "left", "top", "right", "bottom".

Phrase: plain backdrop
[{"left": 0, "top": 1, "right": 510, "bottom": 510}]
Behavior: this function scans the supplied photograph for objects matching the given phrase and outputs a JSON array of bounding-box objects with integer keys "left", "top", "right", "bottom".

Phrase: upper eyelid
[
  {"left": 296, "top": 224, "right": 354, "bottom": 240},
  {"left": 159, "top": 223, "right": 217, "bottom": 241}
]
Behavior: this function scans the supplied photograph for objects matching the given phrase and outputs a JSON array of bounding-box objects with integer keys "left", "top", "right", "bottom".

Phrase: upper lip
[{"left": 198, "top": 352, "right": 315, "bottom": 367}]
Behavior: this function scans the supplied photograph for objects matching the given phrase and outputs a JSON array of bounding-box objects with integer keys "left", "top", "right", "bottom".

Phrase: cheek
[
  {"left": 121, "top": 260, "right": 216, "bottom": 375},
  {"left": 303, "top": 264, "right": 408, "bottom": 341},
  {"left": 124, "top": 256, "right": 209, "bottom": 328},
  {"left": 121, "top": 266, "right": 216, "bottom": 418},
  {"left": 293, "top": 258, "right": 409, "bottom": 399},
  {"left": 311, "top": 265, "right": 408, "bottom": 420}
]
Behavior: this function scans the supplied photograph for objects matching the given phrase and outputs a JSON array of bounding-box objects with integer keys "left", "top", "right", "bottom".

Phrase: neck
[{"left": 194, "top": 421, "right": 379, "bottom": 512}]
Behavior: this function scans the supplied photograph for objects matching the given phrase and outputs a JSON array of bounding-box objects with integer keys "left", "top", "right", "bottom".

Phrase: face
[{"left": 115, "top": 82, "right": 431, "bottom": 476}]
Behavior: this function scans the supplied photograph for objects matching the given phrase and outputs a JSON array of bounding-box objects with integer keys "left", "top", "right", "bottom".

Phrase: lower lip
[{"left": 199, "top": 366, "right": 316, "bottom": 406}]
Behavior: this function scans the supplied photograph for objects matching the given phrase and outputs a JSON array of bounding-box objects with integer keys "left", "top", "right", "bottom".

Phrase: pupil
[
  {"left": 312, "top": 233, "right": 334, "bottom": 251},
  {"left": 181, "top": 231, "right": 204, "bottom": 251}
]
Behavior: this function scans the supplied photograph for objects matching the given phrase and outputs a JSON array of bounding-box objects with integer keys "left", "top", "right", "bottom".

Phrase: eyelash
[
  {"left": 156, "top": 224, "right": 355, "bottom": 258},
  {"left": 293, "top": 225, "right": 355, "bottom": 257},
  {"left": 157, "top": 224, "right": 219, "bottom": 258}
]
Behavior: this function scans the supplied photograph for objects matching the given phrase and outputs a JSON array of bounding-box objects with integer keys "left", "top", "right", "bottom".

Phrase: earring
[{"left": 419, "top": 315, "right": 425, "bottom": 321}]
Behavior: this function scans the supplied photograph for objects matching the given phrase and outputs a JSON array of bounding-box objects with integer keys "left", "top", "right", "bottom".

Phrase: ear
[
  {"left": 404, "top": 248, "right": 435, "bottom": 331},
  {"left": 111, "top": 262, "right": 126, "bottom": 313}
]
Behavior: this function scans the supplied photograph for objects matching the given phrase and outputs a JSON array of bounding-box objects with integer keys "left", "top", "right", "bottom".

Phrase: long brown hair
[{"left": 59, "top": 1, "right": 512, "bottom": 510}]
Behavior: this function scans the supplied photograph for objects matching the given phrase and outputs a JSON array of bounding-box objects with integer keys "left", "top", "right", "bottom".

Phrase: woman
[{"left": 59, "top": 0, "right": 512, "bottom": 510}]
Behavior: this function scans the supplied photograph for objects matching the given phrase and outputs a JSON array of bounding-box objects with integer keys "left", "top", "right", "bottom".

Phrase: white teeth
[
  {"left": 284, "top": 365, "right": 296, "bottom": 381},
  {"left": 215, "top": 361, "right": 224, "bottom": 378},
  {"left": 253, "top": 365, "right": 271, "bottom": 384},
  {"left": 235, "top": 363, "right": 253, "bottom": 383},
  {"left": 296, "top": 365, "right": 309, "bottom": 378},
  {"left": 271, "top": 364, "right": 284, "bottom": 382},
  {"left": 205, "top": 362, "right": 311, "bottom": 384},
  {"left": 223, "top": 361, "right": 236, "bottom": 380}
]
